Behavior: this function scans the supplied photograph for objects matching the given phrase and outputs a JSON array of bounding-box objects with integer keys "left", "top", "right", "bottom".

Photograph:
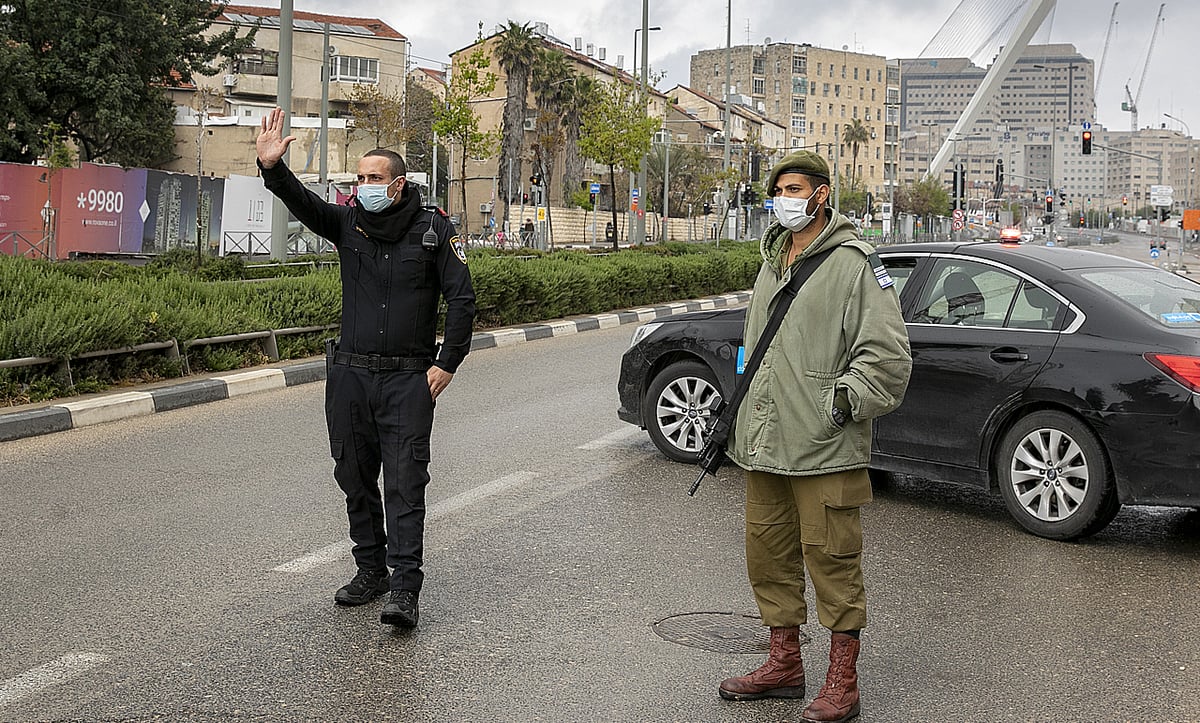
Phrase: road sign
[
  {"left": 631, "top": 188, "right": 639, "bottom": 200},
  {"left": 1150, "top": 247, "right": 1160, "bottom": 259},
  {"left": 590, "top": 182, "right": 600, "bottom": 194},
  {"left": 764, "top": 198, "right": 774, "bottom": 210},
  {"left": 1082, "top": 121, "right": 1092, "bottom": 130},
  {"left": 1151, "top": 184, "right": 1175, "bottom": 207}
]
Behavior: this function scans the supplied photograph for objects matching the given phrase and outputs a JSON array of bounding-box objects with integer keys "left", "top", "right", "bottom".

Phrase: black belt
[{"left": 332, "top": 351, "right": 431, "bottom": 372}]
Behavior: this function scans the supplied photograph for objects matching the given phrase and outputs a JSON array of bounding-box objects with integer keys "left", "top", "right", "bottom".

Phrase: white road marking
[
  {"left": 577, "top": 427, "right": 643, "bottom": 450},
  {"left": 428, "top": 471, "right": 540, "bottom": 518},
  {"left": 0, "top": 652, "right": 110, "bottom": 706},
  {"left": 272, "top": 540, "right": 351, "bottom": 573},
  {"left": 273, "top": 471, "right": 541, "bottom": 573}
]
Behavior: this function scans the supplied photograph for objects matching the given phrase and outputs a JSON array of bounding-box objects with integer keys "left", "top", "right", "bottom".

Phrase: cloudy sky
[{"left": 257, "top": 0, "right": 1197, "bottom": 134}]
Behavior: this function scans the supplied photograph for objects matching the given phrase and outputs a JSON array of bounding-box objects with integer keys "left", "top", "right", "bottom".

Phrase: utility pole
[
  {"left": 270, "top": 0, "right": 294, "bottom": 260},
  {"left": 636, "top": 0, "right": 650, "bottom": 245},
  {"left": 319, "top": 21, "right": 330, "bottom": 199}
]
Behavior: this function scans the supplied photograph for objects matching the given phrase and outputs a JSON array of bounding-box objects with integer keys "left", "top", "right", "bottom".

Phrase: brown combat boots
[
  {"left": 801, "top": 632, "right": 861, "bottom": 722},
  {"left": 718, "top": 626, "right": 806, "bottom": 700}
]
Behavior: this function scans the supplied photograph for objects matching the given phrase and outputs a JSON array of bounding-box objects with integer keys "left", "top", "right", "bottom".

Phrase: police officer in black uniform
[{"left": 256, "top": 107, "right": 475, "bottom": 628}]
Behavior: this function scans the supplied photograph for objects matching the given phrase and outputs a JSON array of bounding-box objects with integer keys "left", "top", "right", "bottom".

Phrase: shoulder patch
[
  {"left": 867, "top": 251, "right": 894, "bottom": 289},
  {"left": 450, "top": 236, "right": 467, "bottom": 264}
]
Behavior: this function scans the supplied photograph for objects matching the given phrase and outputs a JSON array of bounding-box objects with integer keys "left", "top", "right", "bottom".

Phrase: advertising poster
[
  {"left": 219, "top": 174, "right": 273, "bottom": 255},
  {"left": 0, "top": 163, "right": 51, "bottom": 257},
  {"left": 141, "top": 171, "right": 225, "bottom": 254},
  {"left": 53, "top": 164, "right": 148, "bottom": 257}
]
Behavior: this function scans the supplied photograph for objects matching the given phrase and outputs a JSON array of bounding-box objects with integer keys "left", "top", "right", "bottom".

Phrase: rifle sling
[{"left": 712, "top": 246, "right": 837, "bottom": 438}]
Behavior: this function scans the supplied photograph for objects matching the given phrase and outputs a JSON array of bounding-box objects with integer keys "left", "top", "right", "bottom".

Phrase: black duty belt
[{"left": 332, "top": 351, "right": 431, "bottom": 372}]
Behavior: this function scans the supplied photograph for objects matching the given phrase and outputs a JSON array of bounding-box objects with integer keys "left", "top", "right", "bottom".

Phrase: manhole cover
[{"left": 651, "top": 612, "right": 810, "bottom": 654}]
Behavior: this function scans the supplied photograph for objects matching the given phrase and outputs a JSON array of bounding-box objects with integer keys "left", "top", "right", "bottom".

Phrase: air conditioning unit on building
[
  {"left": 222, "top": 74, "right": 238, "bottom": 88},
  {"left": 479, "top": 202, "right": 493, "bottom": 213},
  {"left": 523, "top": 118, "right": 536, "bottom": 131}
]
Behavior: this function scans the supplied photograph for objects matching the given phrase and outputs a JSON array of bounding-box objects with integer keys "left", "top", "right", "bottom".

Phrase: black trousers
[{"left": 325, "top": 364, "right": 434, "bottom": 593}]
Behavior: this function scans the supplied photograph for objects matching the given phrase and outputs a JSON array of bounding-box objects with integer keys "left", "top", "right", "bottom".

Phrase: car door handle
[{"left": 990, "top": 347, "right": 1029, "bottom": 362}]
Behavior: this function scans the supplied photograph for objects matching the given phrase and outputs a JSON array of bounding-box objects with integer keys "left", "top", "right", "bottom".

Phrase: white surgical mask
[
  {"left": 356, "top": 179, "right": 400, "bottom": 212},
  {"left": 772, "top": 188, "right": 824, "bottom": 231}
]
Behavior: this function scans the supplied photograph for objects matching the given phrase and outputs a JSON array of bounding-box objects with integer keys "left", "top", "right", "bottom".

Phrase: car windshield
[{"left": 1078, "top": 268, "right": 1200, "bottom": 328}]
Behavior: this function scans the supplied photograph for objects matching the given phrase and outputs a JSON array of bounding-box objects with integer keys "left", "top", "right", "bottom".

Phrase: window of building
[
  {"left": 331, "top": 55, "right": 379, "bottom": 83},
  {"left": 753, "top": 78, "right": 765, "bottom": 94},
  {"left": 235, "top": 48, "right": 279, "bottom": 76},
  {"left": 793, "top": 97, "right": 806, "bottom": 114},
  {"left": 753, "top": 57, "right": 765, "bottom": 75},
  {"left": 859, "top": 88, "right": 864, "bottom": 100},
  {"left": 714, "top": 64, "right": 720, "bottom": 76},
  {"left": 871, "top": 88, "right": 876, "bottom": 102},
  {"left": 834, "top": 84, "right": 840, "bottom": 97},
  {"left": 853, "top": 67, "right": 859, "bottom": 80},
  {"left": 793, "top": 55, "right": 807, "bottom": 74},
  {"left": 792, "top": 117, "right": 805, "bottom": 133},
  {"left": 841, "top": 105, "right": 846, "bottom": 118},
  {"left": 774, "top": 80, "right": 780, "bottom": 93},
  {"left": 823, "top": 83, "right": 830, "bottom": 96},
  {"left": 793, "top": 77, "right": 808, "bottom": 94},
  {"left": 822, "top": 123, "right": 827, "bottom": 134}
]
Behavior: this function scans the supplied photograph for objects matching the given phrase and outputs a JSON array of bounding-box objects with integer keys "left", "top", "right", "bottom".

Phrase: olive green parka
[{"left": 726, "top": 212, "right": 912, "bottom": 476}]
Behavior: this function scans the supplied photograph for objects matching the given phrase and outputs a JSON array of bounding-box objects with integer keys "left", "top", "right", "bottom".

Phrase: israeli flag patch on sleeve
[{"left": 867, "top": 252, "right": 894, "bottom": 289}]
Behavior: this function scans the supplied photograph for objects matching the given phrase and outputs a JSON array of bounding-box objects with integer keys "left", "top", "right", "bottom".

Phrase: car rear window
[{"left": 1078, "top": 268, "right": 1200, "bottom": 327}]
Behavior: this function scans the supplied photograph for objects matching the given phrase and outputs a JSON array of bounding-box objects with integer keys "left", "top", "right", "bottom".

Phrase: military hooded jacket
[
  {"left": 260, "top": 160, "right": 475, "bottom": 373},
  {"left": 726, "top": 211, "right": 911, "bottom": 477}
]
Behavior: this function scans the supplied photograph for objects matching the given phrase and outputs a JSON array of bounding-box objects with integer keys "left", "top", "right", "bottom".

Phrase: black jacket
[{"left": 259, "top": 160, "right": 475, "bottom": 373}]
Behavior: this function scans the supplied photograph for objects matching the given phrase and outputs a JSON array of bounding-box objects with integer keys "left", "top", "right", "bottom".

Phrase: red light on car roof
[{"left": 1144, "top": 353, "right": 1200, "bottom": 393}]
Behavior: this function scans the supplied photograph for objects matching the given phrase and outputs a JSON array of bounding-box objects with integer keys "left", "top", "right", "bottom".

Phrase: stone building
[{"left": 689, "top": 42, "right": 900, "bottom": 200}]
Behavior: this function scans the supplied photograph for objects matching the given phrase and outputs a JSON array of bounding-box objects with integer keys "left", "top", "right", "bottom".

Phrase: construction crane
[
  {"left": 1094, "top": 3, "right": 1118, "bottom": 96},
  {"left": 1121, "top": 2, "right": 1165, "bottom": 132}
]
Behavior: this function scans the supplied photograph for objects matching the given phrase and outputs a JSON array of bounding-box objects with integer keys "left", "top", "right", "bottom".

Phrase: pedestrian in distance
[
  {"left": 716, "top": 150, "right": 911, "bottom": 722},
  {"left": 256, "top": 107, "right": 476, "bottom": 628},
  {"left": 521, "top": 218, "right": 535, "bottom": 246}
]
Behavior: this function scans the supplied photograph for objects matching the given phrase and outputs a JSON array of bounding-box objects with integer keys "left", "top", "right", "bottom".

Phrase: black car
[{"left": 618, "top": 241, "right": 1200, "bottom": 540}]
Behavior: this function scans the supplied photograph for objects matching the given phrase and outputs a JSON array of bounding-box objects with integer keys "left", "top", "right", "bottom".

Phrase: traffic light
[
  {"left": 1081, "top": 130, "right": 1093, "bottom": 155},
  {"left": 1079, "top": 215, "right": 1085, "bottom": 227},
  {"left": 702, "top": 201, "right": 712, "bottom": 215},
  {"left": 1122, "top": 195, "right": 1128, "bottom": 206},
  {"left": 994, "top": 159, "right": 1004, "bottom": 190},
  {"left": 741, "top": 187, "right": 753, "bottom": 206},
  {"left": 529, "top": 174, "right": 541, "bottom": 186},
  {"left": 1159, "top": 207, "right": 1171, "bottom": 222},
  {"left": 522, "top": 193, "right": 529, "bottom": 204},
  {"left": 1045, "top": 194, "right": 1053, "bottom": 213}
]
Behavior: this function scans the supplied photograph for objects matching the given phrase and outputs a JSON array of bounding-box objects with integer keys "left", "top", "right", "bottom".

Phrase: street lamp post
[
  {"left": 633, "top": 15, "right": 659, "bottom": 245},
  {"left": 1164, "top": 113, "right": 1192, "bottom": 252}
]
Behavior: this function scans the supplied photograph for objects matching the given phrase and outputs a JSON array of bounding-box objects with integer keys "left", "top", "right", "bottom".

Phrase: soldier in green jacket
[{"left": 717, "top": 150, "right": 912, "bottom": 723}]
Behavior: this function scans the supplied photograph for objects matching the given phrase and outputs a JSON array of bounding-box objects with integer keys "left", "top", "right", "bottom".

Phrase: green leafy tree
[
  {"left": 842, "top": 118, "right": 872, "bottom": 189},
  {"left": 578, "top": 80, "right": 660, "bottom": 249},
  {"left": 0, "top": 0, "right": 253, "bottom": 166},
  {"left": 644, "top": 142, "right": 719, "bottom": 218},
  {"left": 346, "top": 82, "right": 406, "bottom": 150},
  {"left": 433, "top": 43, "right": 500, "bottom": 236},
  {"left": 492, "top": 21, "right": 539, "bottom": 228},
  {"left": 896, "top": 176, "right": 951, "bottom": 218}
]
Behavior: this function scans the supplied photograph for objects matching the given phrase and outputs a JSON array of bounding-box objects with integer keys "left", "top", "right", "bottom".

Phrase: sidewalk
[{"left": 0, "top": 292, "right": 751, "bottom": 443}]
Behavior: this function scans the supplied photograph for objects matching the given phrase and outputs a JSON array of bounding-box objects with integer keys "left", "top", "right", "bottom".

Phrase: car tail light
[{"left": 1144, "top": 353, "right": 1200, "bottom": 393}]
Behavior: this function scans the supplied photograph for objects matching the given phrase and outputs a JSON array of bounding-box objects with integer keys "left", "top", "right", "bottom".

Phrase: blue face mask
[{"left": 357, "top": 179, "right": 400, "bottom": 212}]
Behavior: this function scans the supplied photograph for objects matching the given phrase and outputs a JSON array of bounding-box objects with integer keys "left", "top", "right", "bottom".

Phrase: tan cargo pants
[{"left": 744, "top": 468, "right": 871, "bottom": 631}]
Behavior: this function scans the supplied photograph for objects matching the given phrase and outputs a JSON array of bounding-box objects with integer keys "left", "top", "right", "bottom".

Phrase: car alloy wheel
[
  {"left": 642, "top": 360, "right": 723, "bottom": 463},
  {"left": 996, "top": 410, "right": 1120, "bottom": 540}
]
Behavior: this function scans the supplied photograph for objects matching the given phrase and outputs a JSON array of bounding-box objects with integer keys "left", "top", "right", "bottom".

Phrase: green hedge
[{"left": 0, "top": 241, "right": 760, "bottom": 402}]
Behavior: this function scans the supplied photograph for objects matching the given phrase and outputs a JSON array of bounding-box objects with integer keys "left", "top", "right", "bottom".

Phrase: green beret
[{"left": 767, "top": 150, "right": 831, "bottom": 196}]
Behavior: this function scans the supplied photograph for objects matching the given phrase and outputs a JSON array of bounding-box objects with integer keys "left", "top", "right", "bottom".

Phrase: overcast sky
[{"left": 260, "top": 0, "right": 1197, "bottom": 135}]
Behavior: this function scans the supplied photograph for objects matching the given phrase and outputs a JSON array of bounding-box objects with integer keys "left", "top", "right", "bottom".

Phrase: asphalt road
[{"left": 2, "top": 311, "right": 1199, "bottom": 722}]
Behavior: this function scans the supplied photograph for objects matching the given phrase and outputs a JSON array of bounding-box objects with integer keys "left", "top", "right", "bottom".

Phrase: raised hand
[{"left": 257, "top": 107, "right": 297, "bottom": 169}]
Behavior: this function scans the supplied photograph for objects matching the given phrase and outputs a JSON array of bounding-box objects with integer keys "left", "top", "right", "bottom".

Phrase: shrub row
[{"left": 0, "top": 241, "right": 760, "bottom": 403}]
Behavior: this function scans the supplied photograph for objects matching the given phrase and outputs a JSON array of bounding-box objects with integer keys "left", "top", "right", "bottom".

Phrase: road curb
[{"left": 0, "top": 291, "right": 751, "bottom": 443}]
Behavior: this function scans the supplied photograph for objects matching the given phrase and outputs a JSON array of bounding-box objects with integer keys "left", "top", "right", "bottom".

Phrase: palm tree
[
  {"left": 528, "top": 49, "right": 576, "bottom": 245},
  {"left": 493, "top": 22, "right": 539, "bottom": 231},
  {"left": 842, "top": 118, "right": 871, "bottom": 189}
]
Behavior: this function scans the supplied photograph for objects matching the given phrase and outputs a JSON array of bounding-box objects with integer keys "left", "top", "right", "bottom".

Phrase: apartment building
[
  {"left": 689, "top": 42, "right": 900, "bottom": 198},
  {"left": 160, "top": 5, "right": 408, "bottom": 180}
]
